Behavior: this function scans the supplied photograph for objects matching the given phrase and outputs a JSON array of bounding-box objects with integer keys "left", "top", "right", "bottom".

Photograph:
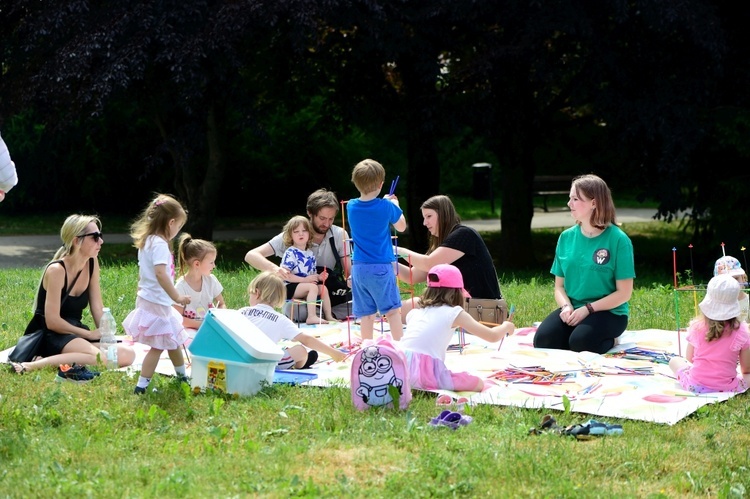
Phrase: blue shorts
[{"left": 351, "top": 263, "right": 401, "bottom": 318}]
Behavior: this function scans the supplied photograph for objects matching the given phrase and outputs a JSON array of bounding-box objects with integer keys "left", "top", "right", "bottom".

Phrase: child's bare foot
[
  {"left": 325, "top": 316, "right": 339, "bottom": 323},
  {"left": 306, "top": 317, "right": 329, "bottom": 325}
]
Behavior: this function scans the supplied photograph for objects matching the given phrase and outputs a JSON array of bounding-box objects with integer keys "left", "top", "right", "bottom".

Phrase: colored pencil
[{"left": 389, "top": 175, "right": 400, "bottom": 195}]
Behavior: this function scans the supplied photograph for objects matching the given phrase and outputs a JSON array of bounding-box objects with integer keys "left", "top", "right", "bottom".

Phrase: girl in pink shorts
[
  {"left": 400, "top": 264, "right": 514, "bottom": 392},
  {"left": 122, "top": 194, "right": 192, "bottom": 394}
]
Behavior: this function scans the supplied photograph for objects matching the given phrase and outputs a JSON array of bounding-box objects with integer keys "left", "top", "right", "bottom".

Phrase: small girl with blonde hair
[
  {"left": 669, "top": 274, "right": 750, "bottom": 393},
  {"left": 280, "top": 215, "right": 337, "bottom": 324},
  {"left": 123, "top": 194, "right": 192, "bottom": 394},
  {"left": 174, "top": 234, "right": 226, "bottom": 334},
  {"left": 239, "top": 271, "right": 346, "bottom": 369}
]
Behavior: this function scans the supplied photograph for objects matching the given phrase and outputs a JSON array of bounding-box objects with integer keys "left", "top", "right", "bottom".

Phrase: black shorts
[
  {"left": 286, "top": 282, "right": 301, "bottom": 300},
  {"left": 37, "top": 320, "right": 91, "bottom": 358}
]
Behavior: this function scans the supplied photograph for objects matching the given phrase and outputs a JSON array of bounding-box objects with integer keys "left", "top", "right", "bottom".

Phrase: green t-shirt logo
[{"left": 593, "top": 248, "right": 610, "bottom": 265}]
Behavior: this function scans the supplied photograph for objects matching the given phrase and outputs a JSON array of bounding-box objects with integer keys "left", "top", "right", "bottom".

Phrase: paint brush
[
  {"left": 508, "top": 304, "right": 516, "bottom": 322},
  {"left": 494, "top": 305, "right": 516, "bottom": 351}
]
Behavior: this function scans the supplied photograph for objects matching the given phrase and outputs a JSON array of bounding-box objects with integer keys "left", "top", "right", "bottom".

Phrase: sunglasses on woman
[{"left": 78, "top": 231, "right": 103, "bottom": 242}]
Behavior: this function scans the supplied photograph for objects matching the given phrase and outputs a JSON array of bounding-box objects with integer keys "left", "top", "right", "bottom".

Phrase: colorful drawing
[{"left": 207, "top": 361, "right": 227, "bottom": 393}]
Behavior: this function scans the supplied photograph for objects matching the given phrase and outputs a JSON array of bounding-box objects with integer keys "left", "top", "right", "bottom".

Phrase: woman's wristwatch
[{"left": 585, "top": 303, "right": 595, "bottom": 314}]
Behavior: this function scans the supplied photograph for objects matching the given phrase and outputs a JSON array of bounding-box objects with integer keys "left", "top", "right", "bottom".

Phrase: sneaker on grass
[{"left": 56, "top": 363, "right": 100, "bottom": 383}]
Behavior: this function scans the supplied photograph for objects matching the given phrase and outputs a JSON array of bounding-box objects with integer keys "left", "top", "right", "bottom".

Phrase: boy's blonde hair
[
  {"left": 176, "top": 233, "right": 217, "bottom": 276},
  {"left": 130, "top": 193, "right": 187, "bottom": 249},
  {"left": 282, "top": 215, "right": 314, "bottom": 249},
  {"left": 351, "top": 159, "right": 385, "bottom": 195},
  {"left": 249, "top": 271, "right": 286, "bottom": 309}
]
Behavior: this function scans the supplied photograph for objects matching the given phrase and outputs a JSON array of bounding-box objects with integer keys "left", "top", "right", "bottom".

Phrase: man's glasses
[{"left": 78, "top": 231, "right": 103, "bottom": 242}]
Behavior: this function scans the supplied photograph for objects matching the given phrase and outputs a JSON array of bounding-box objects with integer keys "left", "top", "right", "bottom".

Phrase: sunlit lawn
[{"left": 2, "top": 213, "right": 749, "bottom": 496}]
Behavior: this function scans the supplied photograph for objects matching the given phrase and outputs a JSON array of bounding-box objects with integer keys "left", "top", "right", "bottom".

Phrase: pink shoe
[{"left": 436, "top": 394, "right": 470, "bottom": 412}]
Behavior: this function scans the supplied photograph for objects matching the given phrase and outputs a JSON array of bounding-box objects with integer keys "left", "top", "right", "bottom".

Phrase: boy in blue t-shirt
[{"left": 347, "top": 159, "right": 407, "bottom": 340}]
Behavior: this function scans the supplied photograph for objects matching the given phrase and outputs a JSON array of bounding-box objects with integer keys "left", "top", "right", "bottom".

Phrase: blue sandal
[
  {"left": 586, "top": 419, "right": 624, "bottom": 436},
  {"left": 430, "top": 410, "right": 473, "bottom": 430}
]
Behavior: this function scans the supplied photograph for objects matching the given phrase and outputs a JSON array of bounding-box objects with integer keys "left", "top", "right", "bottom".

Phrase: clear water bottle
[{"left": 99, "top": 307, "right": 119, "bottom": 369}]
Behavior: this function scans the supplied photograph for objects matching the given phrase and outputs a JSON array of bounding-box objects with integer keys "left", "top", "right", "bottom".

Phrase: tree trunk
[
  {"left": 155, "top": 106, "right": 225, "bottom": 241},
  {"left": 401, "top": 59, "right": 441, "bottom": 253},
  {"left": 405, "top": 124, "right": 439, "bottom": 253},
  {"left": 495, "top": 128, "right": 537, "bottom": 269},
  {"left": 187, "top": 106, "right": 225, "bottom": 240}
]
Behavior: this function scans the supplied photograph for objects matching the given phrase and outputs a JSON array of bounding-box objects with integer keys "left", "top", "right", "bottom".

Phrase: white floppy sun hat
[
  {"left": 713, "top": 255, "right": 745, "bottom": 277},
  {"left": 699, "top": 274, "right": 741, "bottom": 321}
]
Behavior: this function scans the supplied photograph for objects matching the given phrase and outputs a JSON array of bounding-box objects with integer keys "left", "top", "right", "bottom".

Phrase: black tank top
[{"left": 33, "top": 258, "right": 93, "bottom": 323}]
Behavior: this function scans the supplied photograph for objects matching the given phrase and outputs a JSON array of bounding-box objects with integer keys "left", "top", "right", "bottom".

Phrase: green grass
[
  {"left": 3, "top": 254, "right": 749, "bottom": 495},
  {"left": 4, "top": 217, "right": 747, "bottom": 496}
]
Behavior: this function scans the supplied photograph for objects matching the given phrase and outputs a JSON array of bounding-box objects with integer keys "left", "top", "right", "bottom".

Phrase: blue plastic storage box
[{"left": 189, "top": 309, "right": 284, "bottom": 396}]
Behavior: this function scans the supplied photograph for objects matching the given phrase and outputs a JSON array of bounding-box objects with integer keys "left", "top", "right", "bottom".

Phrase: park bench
[{"left": 533, "top": 175, "right": 573, "bottom": 212}]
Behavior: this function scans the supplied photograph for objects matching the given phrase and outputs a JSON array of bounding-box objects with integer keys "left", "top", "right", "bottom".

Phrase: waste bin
[{"left": 471, "top": 162, "right": 492, "bottom": 200}]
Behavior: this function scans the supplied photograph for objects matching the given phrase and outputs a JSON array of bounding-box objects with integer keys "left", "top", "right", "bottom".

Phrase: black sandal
[
  {"left": 529, "top": 414, "right": 563, "bottom": 435},
  {"left": 8, "top": 361, "right": 27, "bottom": 374}
]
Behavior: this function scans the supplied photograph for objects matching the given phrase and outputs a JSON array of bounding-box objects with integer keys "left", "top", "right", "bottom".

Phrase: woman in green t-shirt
[{"left": 533, "top": 174, "right": 635, "bottom": 354}]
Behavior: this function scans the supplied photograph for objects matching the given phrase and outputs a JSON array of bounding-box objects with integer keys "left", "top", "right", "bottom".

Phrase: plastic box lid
[{"left": 188, "top": 309, "right": 284, "bottom": 363}]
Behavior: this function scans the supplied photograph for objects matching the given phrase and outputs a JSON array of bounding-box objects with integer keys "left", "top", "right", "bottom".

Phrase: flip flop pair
[{"left": 429, "top": 410, "right": 473, "bottom": 430}]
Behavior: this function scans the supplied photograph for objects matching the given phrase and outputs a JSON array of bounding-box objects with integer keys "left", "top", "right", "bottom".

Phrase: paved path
[{"left": 0, "top": 208, "right": 657, "bottom": 268}]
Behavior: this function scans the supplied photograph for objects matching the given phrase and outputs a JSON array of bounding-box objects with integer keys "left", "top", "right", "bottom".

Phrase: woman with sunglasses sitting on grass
[{"left": 9, "top": 215, "right": 135, "bottom": 381}]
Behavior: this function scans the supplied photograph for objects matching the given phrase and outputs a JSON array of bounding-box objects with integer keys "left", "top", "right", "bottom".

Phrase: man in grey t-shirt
[{"left": 244, "top": 189, "right": 351, "bottom": 309}]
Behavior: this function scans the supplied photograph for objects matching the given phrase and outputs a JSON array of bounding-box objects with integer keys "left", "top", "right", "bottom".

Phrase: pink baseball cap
[{"left": 427, "top": 264, "right": 471, "bottom": 298}]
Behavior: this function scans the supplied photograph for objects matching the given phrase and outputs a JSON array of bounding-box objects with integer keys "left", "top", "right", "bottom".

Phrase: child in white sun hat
[
  {"left": 669, "top": 274, "right": 750, "bottom": 393},
  {"left": 714, "top": 255, "right": 748, "bottom": 322}
]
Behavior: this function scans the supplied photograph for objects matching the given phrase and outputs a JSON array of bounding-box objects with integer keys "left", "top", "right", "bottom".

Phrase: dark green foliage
[{"left": 1, "top": 1, "right": 749, "bottom": 264}]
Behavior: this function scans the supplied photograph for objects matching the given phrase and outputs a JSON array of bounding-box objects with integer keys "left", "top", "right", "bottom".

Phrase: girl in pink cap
[
  {"left": 669, "top": 274, "right": 750, "bottom": 393},
  {"left": 400, "top": 264, "right": 515, "bottom": 392}
]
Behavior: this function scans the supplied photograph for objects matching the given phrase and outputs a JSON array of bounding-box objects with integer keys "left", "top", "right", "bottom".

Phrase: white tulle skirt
[{"left": 123, "top": 297, "right": 189, "bottom": 350}]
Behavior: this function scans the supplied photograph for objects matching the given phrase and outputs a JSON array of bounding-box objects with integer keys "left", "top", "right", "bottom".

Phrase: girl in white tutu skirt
[{"left": 123, "top": 194, "right": 192, "bottom": 394}]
